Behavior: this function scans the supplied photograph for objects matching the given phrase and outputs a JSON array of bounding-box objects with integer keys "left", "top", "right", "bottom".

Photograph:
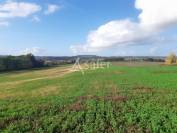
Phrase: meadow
[{"left": 0, "top": 62, "right": 177, "bottom": 133}]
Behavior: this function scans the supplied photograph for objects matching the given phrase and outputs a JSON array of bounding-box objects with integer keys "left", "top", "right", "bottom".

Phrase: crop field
[{"left": 0, "top": 63, "right": 177, "bottom": 133}]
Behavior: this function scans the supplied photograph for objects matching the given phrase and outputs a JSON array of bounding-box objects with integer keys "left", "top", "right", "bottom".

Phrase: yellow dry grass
[
  {"left": 0, "top": 66, "right": 73, "bottom": 99},
  {"left": 0, "top": 67, "right": 72, "bottom": 86},
  {"left": 0, "top": 85, "right": 60, "bottom": 99}
]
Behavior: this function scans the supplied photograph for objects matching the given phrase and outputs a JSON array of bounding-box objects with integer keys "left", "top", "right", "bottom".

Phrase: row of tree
[{"left": 0, "top": 54, "right": 44, "bottom": 72}]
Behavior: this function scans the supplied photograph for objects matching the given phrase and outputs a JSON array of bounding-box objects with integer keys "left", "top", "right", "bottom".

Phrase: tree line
[{"left": 0, "top": 54, "right": 44, "bottom": 72}]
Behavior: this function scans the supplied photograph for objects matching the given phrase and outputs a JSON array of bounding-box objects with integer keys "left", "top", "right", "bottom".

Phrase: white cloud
[
  {"left": 71, "top": 19, "right": 156, "bottom": 53},
  {"left": 0, "top": 0, "right": 41, "bottom": 26},
  {"left": 71, "top": 0, "right": 177, "bottom": 54},
  {"left": 0, "top": 1, "right": 41, "bottom": 18},
  {"left": 136, "top": 0, "right": 177, "bottom": 29},
  {"left": 19, "top": 47, "right": 44, "bottom": 55},
  {"left": 44, "top": 4, "right": 60, "bottom": 15},
  {"left": 0, "top": 1, "right": 63, "bottom": 26}
]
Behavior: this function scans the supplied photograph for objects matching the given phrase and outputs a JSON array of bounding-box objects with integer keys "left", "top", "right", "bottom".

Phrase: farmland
[{"left": 0, "top": 63, "right": 177, "bottom": 132}]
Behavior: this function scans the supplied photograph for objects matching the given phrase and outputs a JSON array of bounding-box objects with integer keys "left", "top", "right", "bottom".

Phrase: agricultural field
[{"left": 0, "top": 63, "right": 177, "bottom": 133}]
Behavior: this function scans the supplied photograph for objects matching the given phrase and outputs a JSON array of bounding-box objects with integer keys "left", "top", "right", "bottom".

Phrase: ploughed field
[{"left": 0, "top": 63, "right": 177, "bottom": 132}]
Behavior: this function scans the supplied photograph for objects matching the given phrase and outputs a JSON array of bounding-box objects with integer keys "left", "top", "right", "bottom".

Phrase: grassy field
[{"left": 0, "top": 63, "right": 177, "bottom": 132}]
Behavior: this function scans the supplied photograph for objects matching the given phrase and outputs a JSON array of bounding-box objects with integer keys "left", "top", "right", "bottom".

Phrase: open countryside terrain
[{"left": 0, "top": 63, "right": 177, "bottom": 132}]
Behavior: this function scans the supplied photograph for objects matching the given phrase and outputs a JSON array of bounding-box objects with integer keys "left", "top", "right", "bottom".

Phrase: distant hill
[
  {"left": 36, "top": 55, "right": 165, "bottom": 62},
  {"left": 0, "top": 55, "right": 166, "bottom": 62},
  {"left": 36, "top": 55, "right": 101, "bottom": 61}
]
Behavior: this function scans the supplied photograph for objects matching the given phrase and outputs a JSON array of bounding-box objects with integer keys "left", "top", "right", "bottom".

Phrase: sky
[{"left": 0, "top": 0, "right": 177, "bottom": 56}]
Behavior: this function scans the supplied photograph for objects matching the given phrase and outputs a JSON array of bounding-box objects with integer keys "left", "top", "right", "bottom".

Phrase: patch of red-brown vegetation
[
  {"left": 76, "top": 95, "right": 100, "bottom": 101},
  {"left": 67, "top": 101, "right": 84, "bottom": 111},
  {"left": 127, "top": 125, "right": 151, "bottom": 133},
  {"left": 65, "top": 96, "right": 92, "bottom": 111},
  {"left": 104, "top": 95, "right": 127, "bottom": 102},
  {"left": 66, "top": 94, "right": 128, "bottom": 111}
]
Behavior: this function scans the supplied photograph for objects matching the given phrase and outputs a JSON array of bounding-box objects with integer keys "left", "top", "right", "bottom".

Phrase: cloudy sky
[{"left": 0, "top": 0, "right": 177, "bottom": 56}]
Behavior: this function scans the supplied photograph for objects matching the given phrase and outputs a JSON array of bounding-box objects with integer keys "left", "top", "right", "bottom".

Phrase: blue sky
[{"left": 0, "top": 0, "right": 177, "bottom": 56}]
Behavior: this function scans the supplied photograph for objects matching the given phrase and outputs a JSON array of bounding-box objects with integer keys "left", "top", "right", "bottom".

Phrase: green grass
[{"left": 0, "top": 64, "right": 177, "bottom": 132}]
